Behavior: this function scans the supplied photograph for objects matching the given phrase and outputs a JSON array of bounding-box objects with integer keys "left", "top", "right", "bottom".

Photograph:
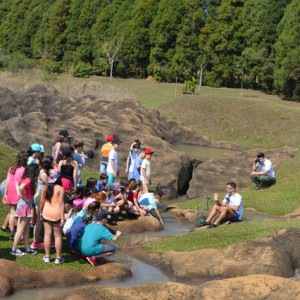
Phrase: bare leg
[
  {"left": 53, "top": 223, "right": 62, "bottom": 258},
  {"left": 43, "top": 221, "right": 52, "bottom": 257},
  {"left": 13, "top": 217, "right": 29, "bottom": 249},
  {"left": 33, "top": 206, "right": 43, "bottom": 243},
  {"left": 214, "top": 207, "right": 235, "bottom": 225},
  {"left": 9, "top": 205, "right": 17, "bottom": 236},
  {"left": 1, "top": 213, "right": 9, "bottom": 229},
  {"left": 206, "top": 205, "right": 222, "bottom": 222}
]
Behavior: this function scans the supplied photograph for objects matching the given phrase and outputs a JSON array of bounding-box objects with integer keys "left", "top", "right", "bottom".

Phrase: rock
[
  {"left": 47, "top": 275, "right": 300, "bottom": 300},
  {"left": 0, "top": 259, "right": 131, "bottom": 297},
  {"left": 109, "top": 216, "right": 163, "bottom": 234}
]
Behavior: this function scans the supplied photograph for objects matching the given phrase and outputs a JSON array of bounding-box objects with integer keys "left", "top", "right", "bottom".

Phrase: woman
[
  {"left": 11, "top": 163, "right": 40, "bottom": 255},
  {"left": 52, "top": 130, "right": 70, "bottom": 166},
  {"left": 40, "top": 170, "right": 65, "bottom": 264},
  {"left": 3, "top": 151, "right": 28, "bottom": 240}
]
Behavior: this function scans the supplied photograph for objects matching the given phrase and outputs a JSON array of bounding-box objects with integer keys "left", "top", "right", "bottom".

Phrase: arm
[
  {"left": 16, "top": 182, "right": 26, "bottom": 200},
  {"left": 40, "top": 186, "right": 47, "bottom": 217},
  {"left": 2, "top": 176, "right": 9, "bottom": 204},
  {"left": 112, "top": 230, "right": 122, "bottom": 241},
  {"left": 72, "top": 161, "right": 78, "bottom": 186},
  {"left": 58, "top": 186, "right": 65, "bottom": 226},
  {"left": 154, "top": 208, "right": 164, "bottom": 226},
  {"left": 125, "top": 155, "right": 130, "bottom": 173},
  {"left": 54, "top": 142, "right": 61, "bottom": 165},
  {"left": 57, "top": 160, "right": 63, "bottom": 173}
]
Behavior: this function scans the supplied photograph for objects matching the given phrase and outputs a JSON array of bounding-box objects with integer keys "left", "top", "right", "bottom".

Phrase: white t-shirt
[
  {"left": 106, "top": 149, "right": 118, "bottom": 174},
  {"left": 255, "top": 158, "right": 275, "bottom": 177},
  {"left": 223, "top": 192, "right": 243, "bottom": 220},
  {"left": 140, "top": 159, "right": 151, "bottom": 184}
]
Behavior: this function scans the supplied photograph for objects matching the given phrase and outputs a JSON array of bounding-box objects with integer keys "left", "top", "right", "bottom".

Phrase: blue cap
[{"left": 30, "top": 143, "right": 44, "bottom": 153}]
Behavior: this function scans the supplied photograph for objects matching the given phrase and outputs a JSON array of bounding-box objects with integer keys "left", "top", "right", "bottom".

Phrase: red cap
[
  {"left": 106, "top": 134, "right": 114, "bottom": 141},
  {"left": 144, "top": 148, "right": 155, "bottom": 155}
]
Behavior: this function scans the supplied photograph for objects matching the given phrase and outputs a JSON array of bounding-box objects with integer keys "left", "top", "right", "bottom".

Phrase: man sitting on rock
[
  {"left": 250, "top": 152, "right": 276, "bottom": 190},
  {"left": 199, "top": 182, "right": 243, "bottom": 229}
]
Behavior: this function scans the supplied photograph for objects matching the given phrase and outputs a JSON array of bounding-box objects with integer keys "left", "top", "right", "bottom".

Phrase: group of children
[{"left": 0, "top": 130, "right": 163, "bottom": 266}]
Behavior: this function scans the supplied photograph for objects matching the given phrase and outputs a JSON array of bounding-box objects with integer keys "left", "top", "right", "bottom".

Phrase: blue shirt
[
  {"left": 67, "top": 221, "right": 86, "bottom": 250},
  {"left": 133, "top": 156, "right": 143, "bottom": 180},
  {"left": 138, "top": 193, "right": 157, "bottom": 210},
  {"left": 78, "top": 222, "right": 115, "bottom": 256}
]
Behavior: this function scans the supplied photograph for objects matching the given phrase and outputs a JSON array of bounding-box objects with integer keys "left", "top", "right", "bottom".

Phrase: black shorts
[{"left": 42, "top": 217, "right": 61, "bottom": 225}]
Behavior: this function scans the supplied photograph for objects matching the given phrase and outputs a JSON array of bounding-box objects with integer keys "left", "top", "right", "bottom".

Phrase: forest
[{"left": 0, "top": 0, "right": 299, "bottom": 100}]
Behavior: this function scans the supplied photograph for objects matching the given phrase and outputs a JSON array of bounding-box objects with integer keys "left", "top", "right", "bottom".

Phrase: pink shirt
[
  {"left": 21, "top": 178, "right": 34, "bottom": 201},
  {"left": 6, "top": 167, "right": 25, "bottom": 205}
]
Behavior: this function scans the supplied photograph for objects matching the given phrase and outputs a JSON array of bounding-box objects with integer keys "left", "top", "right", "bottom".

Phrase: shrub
[
  {"left": 72, "top": 62, "right": 94, "bottom": 78},
  {"left": 182, "top": 78, "right": 198, "bottom": 94}
]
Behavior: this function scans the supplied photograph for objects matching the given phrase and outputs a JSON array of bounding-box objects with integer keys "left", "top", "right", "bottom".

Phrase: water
[{"left": 172, "top": 144, "right": 240, "bottom": 160}]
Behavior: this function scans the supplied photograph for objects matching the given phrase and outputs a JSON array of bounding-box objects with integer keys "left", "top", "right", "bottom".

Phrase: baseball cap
[
  {"left": 106, "top": 135, "right": 114, "bottom": 141},
  {"left": 82, "top": 212, "right": 94, "bottom": 224},
  {"left": 95, "top": 210, "right": 108, "bottom": 221},
  {"left": 112, "top": 138, "right": 122, "bottom": 145},
  {"left": 30, "top": 143, "right": 44, "bottom": 153},
  {"left": 59, "top": 130, "right": 70, "bottom": 137},
  {"left": 84, "top": 150, "right": 95, "bottom": 159},
  {"left": 144, "top": 148, "right": 155, "bottom": 155}
]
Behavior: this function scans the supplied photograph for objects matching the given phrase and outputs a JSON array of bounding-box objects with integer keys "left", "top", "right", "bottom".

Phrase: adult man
[
  {"left": 250, "top": 152, "right": 276, "bottom": 190},
  {"left": 99, "top": 134, "right": 114, "bottom": 174},
  {"left": 106, "top": 138, "right": 122, "bottom": 184},
  {"left": 199, "top": 182, "right": 243, "bottom": 229}
]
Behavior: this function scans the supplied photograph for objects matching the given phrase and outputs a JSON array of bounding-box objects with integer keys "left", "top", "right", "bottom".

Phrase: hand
[
  {"left": 2, "top": 195, "right": 7, "bottom": 204},
  {"left": 60, "top": 219, "right": 65, "bottom": 227}
]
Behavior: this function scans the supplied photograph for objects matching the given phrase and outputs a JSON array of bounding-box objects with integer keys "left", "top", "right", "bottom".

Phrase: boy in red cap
[
  {"left": 140, "top": 148, "right": 154, "bottom": 190},
  {"left": 99, "top": 135, "right": 114, "bottom": 174}
]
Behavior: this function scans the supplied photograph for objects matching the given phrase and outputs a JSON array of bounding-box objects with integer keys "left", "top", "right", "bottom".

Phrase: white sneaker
[
  {"left": 55, "top": 257, "right": 64, "bottom": 264},
  {"left": 10, "top": 248, "right": 26, "bottom": 256},
  {"left": 43, "top": 255, "right": 51, "bottom": 263}
]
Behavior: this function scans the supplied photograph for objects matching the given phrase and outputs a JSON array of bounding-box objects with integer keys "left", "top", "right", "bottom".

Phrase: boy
[
  {"left": 140, "top": 148, "right": 154, "bottom": 190},
  {"left": 96, "top": 173, "right": 108, "bottom": 191},
  {"left": 106, "top": 138, "right": 122, "bottom": 184},
  {"left": 100, "top": 135, "right": 114, "bottom": 174}
]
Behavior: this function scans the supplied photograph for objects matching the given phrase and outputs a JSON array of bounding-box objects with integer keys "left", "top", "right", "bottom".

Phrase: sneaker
[
  {"left": 79, "top": 255, "right": 86, "bottom": 263},
  {"left": 30, "top": 242, "right": 45, "bottom": 250},
  {"left": 207, "top": 223, "right": 218, "bottom": 229},
  {"left": 86, "top": 256, "right": 97, "bottom": 266},
  {"left": 1, "top": 227, "right": 10, "bottom": 233},
  {"left": 116, "top": 213, "right": 125, "bottom": 220},
  {"left": 10, "top": 248, "right": 26, "bottom": 256},
  {"left": 43, "top": 255, "right": 51, "bottom": 263},
  {"left": 55, "top": 257, "right": 64, "bottom": 265},
  {"left": 9, "top": 235, "right": 14, "bottom": 240},
  {"left": 26, "top": 248, "right": 37, "bottom": 255}
]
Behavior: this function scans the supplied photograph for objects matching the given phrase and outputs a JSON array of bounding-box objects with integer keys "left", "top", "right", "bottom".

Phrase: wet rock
[
  {"left": 109, "top": 216, "right": 163, "bottom": 234},
  {"left": 0, "top": 259, "right": 131, "bottom": 297},
  {"left": 48, "top": 275, "right": 300, "bottom": 300}
]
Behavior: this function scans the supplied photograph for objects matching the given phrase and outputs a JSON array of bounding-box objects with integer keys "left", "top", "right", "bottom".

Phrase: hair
[
  {"left": 74, "top": 140, "right": 84, "bottom": 148},
  {"left": 22, "top": 164, "right": 40, "bottom": 195},
  {"left": 86, "top": 178, "right": 97, "bottom": 188},
  {"left": 9, "top": 151, "right": 28, "bottom": 174},
  {"left": 52, "top": 135, "right": 66, "bottom": 146},
  {"left": 90, "top": 192, "right": 106, "bottom": 203},
  {"left": 128, "top": 180, "right": 143, "bottom": 191},
  {"left": 257, "top": 152, "right": 265, "bottom": 158},
  {"left": 87, "top": 201, "right": 100, "bottom": 214},
  {"left": 45, "top": 178, "right": 63, "bottom": 202},
  {"left": 69, "top": 186, "right": 83, "bottom": 199},
  {"left": 69, "top": 205, "right": 82, "bottom": 217},
  {"left": 227, "top": 182, "right": 237, "bottom": 190},
  {"left": 100, "top": 173, "right": 108, "bottom": 181},
  {"left": 40, "top": 157, "right": 53, "bottom": 176}
]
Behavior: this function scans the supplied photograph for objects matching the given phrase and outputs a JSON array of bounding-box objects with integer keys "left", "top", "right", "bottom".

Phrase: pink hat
[
  {"left": 73, "top": 198, "right": 84, "bottom": 207},
  {"left": 83, "top": 197, "right": 96, "bottom": 209}
]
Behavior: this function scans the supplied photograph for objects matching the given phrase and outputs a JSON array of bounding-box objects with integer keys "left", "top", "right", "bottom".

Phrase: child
[
  {"left": 63, "top": 198, "right": 84, "bottom": 236},
  {"left": 67, "top": 212, "right": 93, "bottom": 252},
  {"left": 106, "top": 138, "right": 122, "bottom": 184},
  {"left": 126, "top": 180, "right": 144, "bottom": 216},
  {"left": 40, "top": 170, "right": 65, "bottom": 264},
  {"left": 27, "top": 143, "right": 44, "bottom": 165},
  {"left": 73, "top": 140, "right": 85, "bottom": 187},
  {"left": 78, "top": 210, "right": 122, "bottom": 266},
  {"left": 11, "top": 164, "right": 40, "bottom": 255},
  {"left": 132, "top": 149, "right": 145, "bottom": 180},
  {"left": 125, "top": 140, "right": 141, "bottom": 180},
  {"left": 52, "top": 130, "right": 70, "bottom": 166},
  {"left": 3, "top": 151, "right": 28, "bottom": 240},
  {"left": 96, "top": 173, "right": 108, "bottom": 191},
  {"left": 102, "top": 184, "right": 125, "bottom": 217},
  {"left": 82, "top": 178, "right": 98, "bottom": 198},
  {"left": 100, "top": 134, "right": 114, "bottom": 174},
  {"left": 140, "top": 148, "right": 155, "bottom": 190}
]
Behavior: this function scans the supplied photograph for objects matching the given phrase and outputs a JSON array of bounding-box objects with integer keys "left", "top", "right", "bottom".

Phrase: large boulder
[{"left": 0, "top": 259, "right": 131, "bottom": 297}]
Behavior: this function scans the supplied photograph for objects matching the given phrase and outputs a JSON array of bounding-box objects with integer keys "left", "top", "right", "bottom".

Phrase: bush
[
  {"left": 1, "top": 52, "right": 35, "bottom": 72},
  {"left": 38, "top": 58, "right": 64, "bottom": 74},
  {"left": 72, "top": 62, "right": 94, "bottom": 78},
  {"left": 182, "top": 78, "right": 198, "bottom": 94}
]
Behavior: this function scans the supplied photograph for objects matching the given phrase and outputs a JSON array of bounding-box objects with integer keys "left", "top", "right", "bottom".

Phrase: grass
[{"left": 144, "top": 219, "right": 300, "bottom": 253}]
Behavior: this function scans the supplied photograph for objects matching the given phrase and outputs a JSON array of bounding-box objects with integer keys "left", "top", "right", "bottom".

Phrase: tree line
[{"left": 0, "top": 0, "right": 299, "bottom": 100}]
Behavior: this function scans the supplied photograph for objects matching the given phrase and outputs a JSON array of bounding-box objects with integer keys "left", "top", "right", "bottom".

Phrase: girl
[
  {"left": 126, "top": 180, "right": 145, "bottom": 216},
  {"left": 27, "top": 143, "right": 44, "bottom": 165},
  {"left": 40, "top": 170, "right": 65, "bottom": 264},
  {"left": 11, "top": 163, "right": 39, "bottom": 255},
  {"left": 63, "top": 199, "right": 83, "bottom": 237},
  {"left": 52, "top": 130, "right": 70, "bottom": 166},
  {"left": 58, "top": 146, "right": 78, "bottom": 193},
  {"left": 125, "top": 140, "right": 141, "bottom": 180},
  {"left": 3, "top": 151, "right": 28, "bottom": 240},
  {"left": 82, "top": 178, "right": 98, "bottom": 198},
  {"left": 31, "top": 157, "right": 52, "bottom": 250}
]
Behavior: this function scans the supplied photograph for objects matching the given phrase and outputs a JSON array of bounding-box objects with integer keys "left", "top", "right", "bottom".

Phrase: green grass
[{"left": 144, "top": 219, "right": 300, "bottom": 253}]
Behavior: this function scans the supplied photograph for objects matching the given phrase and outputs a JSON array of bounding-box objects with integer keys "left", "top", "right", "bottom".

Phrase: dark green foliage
[
  {"left": 0, "top": 0, "right": 299, "bottom": 99},
  {"left": 73, "top": 61, "right": 94, "bottom": 77}
]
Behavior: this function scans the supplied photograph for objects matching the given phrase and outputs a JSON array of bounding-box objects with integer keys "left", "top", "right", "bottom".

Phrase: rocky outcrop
[
  {"left": 133, "top": 228, "right": 300, "bottom": 280},
  {"left": 0, "top": 259, "right": 131, "bottom": 297},
  {"left": 48, "top": 275, "right": 300, "bottom": 299}
]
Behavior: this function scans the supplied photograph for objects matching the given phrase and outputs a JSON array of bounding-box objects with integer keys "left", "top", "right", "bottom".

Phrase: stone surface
[
  {"left": 48, "top": 275, "right": 300, "bottom": 299},
  {"left": 0, "top": 259, "right": 131, "bottom": 297}
]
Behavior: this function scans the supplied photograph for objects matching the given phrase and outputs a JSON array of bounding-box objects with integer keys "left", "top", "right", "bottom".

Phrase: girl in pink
[
  {"left": 3, "top": 151, "right": 28, "bottom": 240},
  {"left": 40, "top": 170, "right": 65, "bottom": 264},
  {"left": 11, "top": 164, "right": 40, "bottom": 255}
]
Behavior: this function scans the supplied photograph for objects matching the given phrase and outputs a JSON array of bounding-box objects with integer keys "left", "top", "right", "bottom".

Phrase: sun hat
[
  {"left": 73, "top": 198, "right": 84, "bottom": 207},
  {"left": 30, "top": 143, "right": 44, "bottom": 153},
  {"left": 83, "top": 197, "right": 96, "bottom": 209},
  {"left": 144, "top": 148, "right": 155, "bottom": 155}
]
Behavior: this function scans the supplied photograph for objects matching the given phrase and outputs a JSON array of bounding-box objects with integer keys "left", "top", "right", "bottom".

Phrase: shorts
[
  {"left": 42, "top": 217, "right": 61, "bottom": 225},
  {"left": 225, "top": 212, "right": 240, "bottom": 222},
  {"left": 100, "top": 163, "right": 107, "bottom": 174},
  {"left": 100, "top": 244, "right": 116, "bottom": 254},
  {"left": 16, "top": 198, "right": 33, "bottom": 218},
  {"left": 61, "top": 178, "right": 73, "bottom": 192},
  {"left": 107, "top": 172, "right": 115, "bottom": 184}
]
